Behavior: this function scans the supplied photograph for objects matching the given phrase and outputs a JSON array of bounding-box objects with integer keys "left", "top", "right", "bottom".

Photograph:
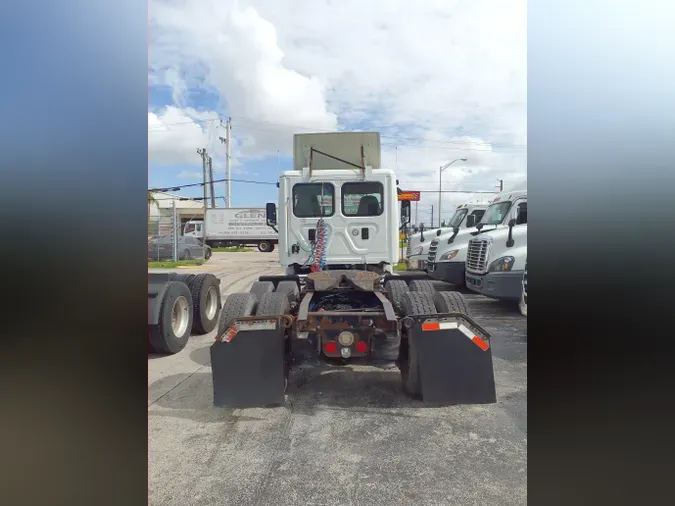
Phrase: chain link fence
[{"left": 148, "top": 204, "right": 208, "bottom": 262}]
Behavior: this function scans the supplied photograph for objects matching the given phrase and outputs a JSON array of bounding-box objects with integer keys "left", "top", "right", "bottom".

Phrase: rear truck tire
[
  {"left": 399, "top": 291, "right": 437, "bottom": 399},
  {"left": 258, "top": 241, "right": 272, "bottom": 252},
  {"left": 256, "top": 292, "right": 291, "bottom": 316},
  {"left": 384, "top": 279, "right": 409, "bottom": 310},
  {"left": 149, "top": 281, "right": 194, "bottom": 354},
  {"left": 433, "top": 291, "right": 472, "bottom": 317},
  {"left": 408, "top": 279, "right": 437, "bottom": 294},
  {"left": 217, "top": 293, "right": 257, "bottom": 337},
  {"left": 274, "top": 280, "right": 300, "bottom": 303},
  {"left": 172, "top": 274, "right": 196, "bottom": 285},
  {"left": 250, "top": 280, "right": 275, "bottom": 300},
  {"left": 188, "top": 274, "right": 221, "bottom": 334}
]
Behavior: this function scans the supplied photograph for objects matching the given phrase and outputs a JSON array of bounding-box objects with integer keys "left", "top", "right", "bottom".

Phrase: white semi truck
[
  {"left": 407, "top": 203, "right": 486, "bottom": 270},
  {"left": 184, "top": 208, "right": 278, "bottom": 252},
  {"left": 465, "top": 207, "right": 527, "bottom": 301},
  {"left": 427, "top": 190, "right": 527, "bottom": 285},
  {"left": 405, "top": 225, "right": 441, "bottom": 271},
  {"left": 210, "top": 131, "right": 497, "bottom": 407}
]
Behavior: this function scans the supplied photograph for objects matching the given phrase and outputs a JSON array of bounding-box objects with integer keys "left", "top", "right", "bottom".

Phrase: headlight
[
  {"left": 488, "top": 256, "right": 515, "bottom": 272},
  {"left": 439, "top": 250, "right": 459, "bottom": 261}
]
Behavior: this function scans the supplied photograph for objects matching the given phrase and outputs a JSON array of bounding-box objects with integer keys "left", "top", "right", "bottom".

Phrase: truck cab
[
  {"left": 183, "top": 220, "right": 204, "bottom": 238},
  {"left": 265, "top": 132, "right": 410, "bottom": 275},
  {"left": 406, "top": 225, "right": 441, "bottom": 271},
  {"left": 465, "top": 204, "right": 527, "bottom": 301},
  {"left": 427, "top": 190, "right": 527, "bottom": 285}
]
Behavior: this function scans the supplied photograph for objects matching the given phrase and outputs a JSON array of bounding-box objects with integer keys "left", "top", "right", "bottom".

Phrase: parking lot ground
[{"left": 149, "top": 252, "right": 527, "bottom": 506}]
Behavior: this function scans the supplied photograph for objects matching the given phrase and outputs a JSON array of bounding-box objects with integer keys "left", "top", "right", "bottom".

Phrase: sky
[{"left": 149, "top": 0, "right": 527, "bottom": 226}]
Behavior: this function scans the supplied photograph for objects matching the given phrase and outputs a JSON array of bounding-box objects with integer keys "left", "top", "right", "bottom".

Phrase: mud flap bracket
[
  {"left": 405, "top": 314, "right": 497, "bottom": 405},
  {"left": 210, "top": 317, "right": 290, "bottom": 408}
]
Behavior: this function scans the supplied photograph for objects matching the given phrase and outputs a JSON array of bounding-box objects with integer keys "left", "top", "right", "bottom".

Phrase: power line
[{"left": 149, "top": 177, "right": 277, "bottom": 192}]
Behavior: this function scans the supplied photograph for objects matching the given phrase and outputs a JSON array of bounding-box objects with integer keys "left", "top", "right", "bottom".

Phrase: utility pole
[
  {"left": 219, "top": 117, "right": 231, "bottom": 207},
  {"left": 208, "top": 156, "right": 216, "bottom": 208},
  {"left": 197, "top": 148, "right": 208, "bottom": 254},
  {"left": 225, "top": 118, "right": 231, "bottom": 207},
  {"left": 496, "top": 179, "right": 504, "bottom": 192},
  {"left": 415, "top": 201, "right": 418, "bottom": 226},
  {"left": 431, "top": 205, "right": 434, "bottom": 229}
]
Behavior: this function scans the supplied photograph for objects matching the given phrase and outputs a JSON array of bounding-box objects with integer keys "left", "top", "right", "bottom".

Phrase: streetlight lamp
[{"left": 438, "top": 158, "right": 468, "bottom": 228}]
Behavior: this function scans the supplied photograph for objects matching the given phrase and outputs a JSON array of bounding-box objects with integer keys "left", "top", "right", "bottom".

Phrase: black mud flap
[
  {"left": 404, "top": 314, "right": 497, "bottom": 405},
  {"left": 210, "top": 317, "right": 289, "bottom": 408}
]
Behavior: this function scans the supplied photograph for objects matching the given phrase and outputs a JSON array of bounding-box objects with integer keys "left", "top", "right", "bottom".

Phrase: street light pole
[{"left": 438, "top": 158, "right": 468, "bottom": 228}]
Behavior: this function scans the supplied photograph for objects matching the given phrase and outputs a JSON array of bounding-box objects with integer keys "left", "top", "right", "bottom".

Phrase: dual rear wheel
[{"left": 392, "top": 282, "right": 473, "bottom": 399}]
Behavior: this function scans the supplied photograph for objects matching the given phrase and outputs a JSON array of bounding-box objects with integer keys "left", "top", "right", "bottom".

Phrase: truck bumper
[
  {"left": 427, "top": 261, "right": 466, "bottom": 285},
  {"left": 465, "top": 271, "right": 524, "bottom": 300},
  {"left": 406, "top": 255, "right": 427, "bottom": 271}
]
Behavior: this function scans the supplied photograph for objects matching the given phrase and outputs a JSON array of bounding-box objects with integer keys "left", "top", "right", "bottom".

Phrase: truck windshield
[
  {"left": 479, "top": 201, "right": 512, "bottom": 226},
  {"left": 447, "top": 209, "right": 468, "bottom": 228},
  {"left": 185, "top": 223, "right": 195, "bottom": 233},
  {"left": 293, "top": 183, "right": 334, "bottom": 217}
]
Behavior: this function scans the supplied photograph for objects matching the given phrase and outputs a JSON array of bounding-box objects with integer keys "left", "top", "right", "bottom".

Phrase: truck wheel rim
[
  {"left": 205, "top": 286, "right": 218, "bottom": 320},
  {"left": 171, "top": 296, "right": 190, "bottom": 336}
]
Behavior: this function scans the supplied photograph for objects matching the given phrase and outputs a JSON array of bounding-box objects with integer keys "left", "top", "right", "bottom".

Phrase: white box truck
[{"left": 184, "top": 208, "right": 279, "bottom": 252}]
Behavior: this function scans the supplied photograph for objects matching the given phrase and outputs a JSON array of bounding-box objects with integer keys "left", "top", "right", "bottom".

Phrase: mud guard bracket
[
  {"left": 404, "top": 314, "right": 497, "bottom": 405},
  {"left": 210, "top": 317, "right": 289, "bottom": 408}
]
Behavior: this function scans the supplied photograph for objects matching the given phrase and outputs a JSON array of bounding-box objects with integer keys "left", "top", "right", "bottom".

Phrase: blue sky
[{"left": 148, "top": 0, "right": 527, "bottom": 223}]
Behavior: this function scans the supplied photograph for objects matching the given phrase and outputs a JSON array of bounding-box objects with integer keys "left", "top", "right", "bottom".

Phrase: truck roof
[
  {"left": 488, "top": 189, "right": 526, "bottom": 204},
  {"left": 293, "top": 132, "right": 381, "bottom": 171}
]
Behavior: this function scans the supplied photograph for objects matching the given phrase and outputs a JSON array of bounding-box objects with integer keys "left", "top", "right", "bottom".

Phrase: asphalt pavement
[{"left": 149, "top": 252, "right": 527, "bottom": 506}]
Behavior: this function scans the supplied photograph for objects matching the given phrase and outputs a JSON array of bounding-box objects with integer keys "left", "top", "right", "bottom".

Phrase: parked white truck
[
  {"left": 405, "top": 225, "right": 441, "bottom": 271},
  {"left": 427, "top": 190, "right": 527, "bottom": 285},
  {"left": 465, "top": 207, "right": 527, "bottom": 301},
  {"left": 211, "top": 131, "right": 498, "bottom": 407},
  {"left": 184, "top": 208, "right": 279, "bottom": 252},
  {"left": 408, "top": 203, "right": 487, "bottom": 271}
]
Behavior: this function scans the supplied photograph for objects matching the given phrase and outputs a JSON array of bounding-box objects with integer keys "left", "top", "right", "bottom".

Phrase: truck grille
[
  {"left": 466, "top": 238, "right": 490, "bottom": 273},
  {"left": 427, "top": 240, "right": 439, "bottom": 263}
]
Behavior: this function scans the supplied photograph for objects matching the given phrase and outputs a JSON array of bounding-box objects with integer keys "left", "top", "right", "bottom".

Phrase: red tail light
[
  {"left": 355, "top": 341, "right": 368, "bottom": 353},
  {"left": 324, "top": 341, "right": 337, "bottom": 354}
]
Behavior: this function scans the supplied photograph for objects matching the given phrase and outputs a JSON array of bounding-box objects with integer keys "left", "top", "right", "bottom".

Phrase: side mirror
[
  {"left": 466, "top": 215, "right": 476, "bottom": 227},
  {"left": 436, "top": 229, "right": 442, "bottom": 236},
  {"left": 266, "top": 202, "right": 277, "bottom": 227},
  {"left": 507, "top": 217, "right": 516, "bottom": 247},
  {"left": 400, "top": 201, "right": 411, "bottom": 225}
]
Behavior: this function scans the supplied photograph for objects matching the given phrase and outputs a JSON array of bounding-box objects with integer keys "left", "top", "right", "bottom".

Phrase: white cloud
[{"left": 149, "top": 0, "right": 526, "bottom": 220}]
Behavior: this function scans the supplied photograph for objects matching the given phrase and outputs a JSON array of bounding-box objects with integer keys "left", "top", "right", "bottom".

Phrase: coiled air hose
[{"left": 310, "top": 219, "right": 329, "bottom": 272}]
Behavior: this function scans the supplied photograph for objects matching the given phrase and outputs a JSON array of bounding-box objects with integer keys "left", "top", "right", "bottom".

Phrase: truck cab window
[
  {"left": 342, "top": 182, "right": 384, "bottom": 216},
  {"left": 516, "top": 201, "right": 527, "bottom": 224},
  {"left": 447, "top": 209, "right": 468, "bottom": 228},
  {"left": 293, "top": 183, "right": 334, "bottom": 218},
  {"left": 479, "top": 201, "right": 512, "bottom": 226},
  {"left": 471, "top": 210, "right": 486, "bottom": 223},
  {"left": 185, "top": 223, "right": 195, "bottom": 233}
]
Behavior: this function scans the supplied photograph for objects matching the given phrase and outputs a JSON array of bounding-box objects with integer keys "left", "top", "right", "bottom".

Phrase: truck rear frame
[{"left": 211, "top": 270, "right": 497, "bottom": 408}]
